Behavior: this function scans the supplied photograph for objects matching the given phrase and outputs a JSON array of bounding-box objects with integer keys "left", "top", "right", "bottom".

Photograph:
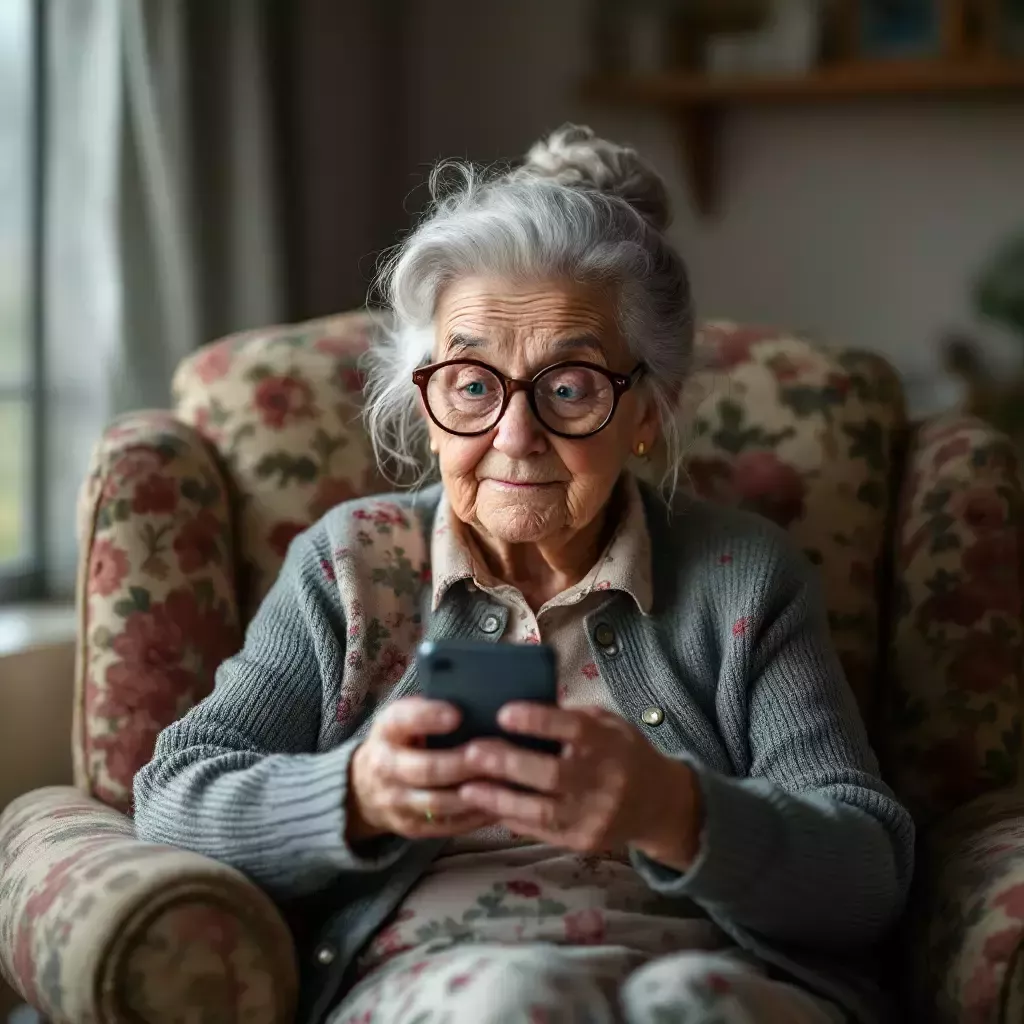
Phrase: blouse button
[
  {"left": 594, "top": 623, "right": 616, "bottom": 648},
  {"left": 641, "top": 707, "right": 665, "bottom": 727},
  {"left": 481, "top": 613, "right": 501, "bottom": 634},
  {"left": 315, "top": 943, "right": 337, "bottom": 966}
]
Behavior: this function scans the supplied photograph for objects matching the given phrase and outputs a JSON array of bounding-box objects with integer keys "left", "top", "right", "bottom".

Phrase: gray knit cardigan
[{"left": 134, "top": 482, "right": 914, "bottom": 1024}]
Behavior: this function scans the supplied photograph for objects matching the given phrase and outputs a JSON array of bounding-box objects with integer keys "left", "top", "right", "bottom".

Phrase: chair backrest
[
  {"left": 172, "top": 310, "right": 392, "bottom": 623},
  {"left": 172, "top": 314, "right": 906, "bottom": 717}
]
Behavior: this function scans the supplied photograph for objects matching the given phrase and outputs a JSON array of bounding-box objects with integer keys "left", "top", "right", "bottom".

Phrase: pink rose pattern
[{"left": 88, "top": 538, "right": 129, "bottom": 597}]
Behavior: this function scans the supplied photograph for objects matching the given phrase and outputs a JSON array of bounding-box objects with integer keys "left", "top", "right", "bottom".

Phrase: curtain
[
  {"left": 44, "top": 0, "right": 122, "bottom": 594},
  {"left": 43, "top": 0, "right": 408, "bottom": 594},
  {"left": 115, "top": 0, "right": 285, "bottom": 412},
  {"left": 44, "top": 0, "right": 286, "bottom": 592}
]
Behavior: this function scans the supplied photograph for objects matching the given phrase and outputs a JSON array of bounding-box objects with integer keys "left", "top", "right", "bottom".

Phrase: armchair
[{"left": 2, "top": 312, "right": 1022, "bottom": 1022}]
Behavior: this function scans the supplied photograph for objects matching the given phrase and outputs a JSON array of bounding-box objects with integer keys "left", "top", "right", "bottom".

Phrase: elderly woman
[{"left": 135, "top": 126, "right": 913, "bottom": 1024}]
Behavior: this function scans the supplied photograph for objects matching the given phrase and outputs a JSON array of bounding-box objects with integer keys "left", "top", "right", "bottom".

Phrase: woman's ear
[{"left": 636, "top": 388, "right": 661, "bottom": 445}]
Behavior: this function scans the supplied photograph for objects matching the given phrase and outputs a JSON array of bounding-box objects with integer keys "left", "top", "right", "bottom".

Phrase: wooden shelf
[
  {"left": 585, "top": 59, "right": 1024, "bottom": 105},
  {"left": 583, "top": 60, "right": 1024, "bottom": 215}
]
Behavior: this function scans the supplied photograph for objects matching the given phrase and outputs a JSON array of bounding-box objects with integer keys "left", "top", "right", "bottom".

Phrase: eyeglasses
[{"left": 412, "top": 358, "right": 646, "bottom": 439}]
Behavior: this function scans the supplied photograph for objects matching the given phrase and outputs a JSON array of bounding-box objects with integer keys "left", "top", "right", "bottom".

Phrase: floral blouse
[{"left": 357, "top": 475, "right": 729, "bottom": 974}]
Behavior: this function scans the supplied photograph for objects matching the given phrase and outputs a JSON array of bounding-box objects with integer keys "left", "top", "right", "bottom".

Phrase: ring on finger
[{"left": 423, "top": 807, "right": 434, "bottom": 823}]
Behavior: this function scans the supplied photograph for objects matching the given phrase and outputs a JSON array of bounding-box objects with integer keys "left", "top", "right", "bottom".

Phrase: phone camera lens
[{"left": 433, "top": 658, "right": 452, "bottom": 672}]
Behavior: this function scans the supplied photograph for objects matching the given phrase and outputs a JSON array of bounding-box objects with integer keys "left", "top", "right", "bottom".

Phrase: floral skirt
[{"left": 329, "top": 942, "right": 846, "bottom": 1024}]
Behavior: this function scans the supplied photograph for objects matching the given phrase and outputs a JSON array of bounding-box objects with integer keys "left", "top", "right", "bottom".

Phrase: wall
[
  {"left": 0, "top": 635, "right": 74, "bottom": 1015},
  {"left": 0, "top": 639, "right": 74, "bottom": 813},
  {"left": 407, "top": 0, "right": 1024, "bottom": 414},
  {"left": 286, "top": 0, "right": 412, "bottom": 317}
]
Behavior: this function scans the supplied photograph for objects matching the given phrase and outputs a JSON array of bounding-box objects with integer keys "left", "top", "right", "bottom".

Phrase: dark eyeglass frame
[{"left": 412, "top": 358, "right": 646, "bottom": 439}]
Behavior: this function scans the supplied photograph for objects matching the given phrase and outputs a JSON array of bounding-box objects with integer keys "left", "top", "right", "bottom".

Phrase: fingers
[
  {"left": 403, "top": 786, "right": 483, "bottom": 819},
  {"left": 386, "top": 746, "right": 478, "bottom": 789},
  {"left": 392, "top": 788, "right": 495, "bottom": 839},
  {"left": 458, "top": 781, "right": 559, "bottom": 831},
  {"left": 377, "top": 697, "right": 461, "bottom": 745},
  {"left": 497, "top": 702, "right": 588, "bottom": 743},
  {"left": 464, "top": 739, "right": 562, "bottom": 794}
]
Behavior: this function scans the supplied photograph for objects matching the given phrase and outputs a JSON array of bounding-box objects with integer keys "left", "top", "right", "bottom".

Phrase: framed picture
[{"left": 858, "top": 0, "right": 943, "bottom": 58}]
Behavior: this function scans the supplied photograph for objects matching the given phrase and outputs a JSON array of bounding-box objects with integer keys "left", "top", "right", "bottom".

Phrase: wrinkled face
[{"left": 425, "top": 276, "right": 658, "bottom": 546}]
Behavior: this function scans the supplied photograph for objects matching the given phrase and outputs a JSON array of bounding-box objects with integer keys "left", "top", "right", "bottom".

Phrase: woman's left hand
[{"left": 458, "top": 703, "right": 702, "bottom": 871}]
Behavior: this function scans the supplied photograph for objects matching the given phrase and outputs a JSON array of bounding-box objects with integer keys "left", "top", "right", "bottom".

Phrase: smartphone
[{"left": 418, "top": 639, "right": 560, "bottom": 755}]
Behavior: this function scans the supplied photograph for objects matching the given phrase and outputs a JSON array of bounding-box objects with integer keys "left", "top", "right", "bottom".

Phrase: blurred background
[{"left": 1, "top": 0, "right": 1024, "bottom": 604}]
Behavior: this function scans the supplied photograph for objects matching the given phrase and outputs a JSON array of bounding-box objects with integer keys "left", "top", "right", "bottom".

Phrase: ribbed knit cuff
[
  {"left": 630, "top": 756, "right": 785, "bottom": 906},
  {"left": 262, "top": 736, "right": 410, "bottom": 877}
]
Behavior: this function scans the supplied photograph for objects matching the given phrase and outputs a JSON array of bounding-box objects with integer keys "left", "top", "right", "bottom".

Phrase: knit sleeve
[
  {"left": 132, "top": 528, "right": 407, "bottom": 899},
  {"left": 632, "top": 529, "right": 915, "bottom": 948}
]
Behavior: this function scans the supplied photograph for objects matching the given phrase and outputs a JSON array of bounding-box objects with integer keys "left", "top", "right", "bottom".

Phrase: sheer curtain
[{"left": 44, "top": 0, "right": 285, "bottom": 592}]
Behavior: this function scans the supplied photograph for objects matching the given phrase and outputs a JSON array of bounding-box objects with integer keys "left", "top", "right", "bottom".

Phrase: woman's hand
[
  {"left": 347, "top": 696, "right": 496, "bottom": 842},
  {"left": 457, "top": 703, "right": 703, "bottom": 871}
]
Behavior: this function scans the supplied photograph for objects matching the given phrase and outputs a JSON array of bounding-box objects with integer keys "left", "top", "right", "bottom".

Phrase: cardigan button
[
  {"left": 594, "top": 623, "right": 616, "bottom": 648},
  {"left": 315, "top": 943, "right": 337, "bottom": 966},
  {"left": 641, "top": 707, "right": 665, "bottom": 727},
  {"left": 481, "top": 613, "right": 501, "bottom": 634}
]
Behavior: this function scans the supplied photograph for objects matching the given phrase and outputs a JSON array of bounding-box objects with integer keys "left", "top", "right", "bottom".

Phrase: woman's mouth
[{"left": 484, "top": 479, "right": 559, "bottom": 490}]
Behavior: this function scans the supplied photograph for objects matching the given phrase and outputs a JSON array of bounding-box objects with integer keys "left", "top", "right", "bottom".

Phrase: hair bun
[{"left": 515, "top": 124, "right": 671, "bottom": 232}]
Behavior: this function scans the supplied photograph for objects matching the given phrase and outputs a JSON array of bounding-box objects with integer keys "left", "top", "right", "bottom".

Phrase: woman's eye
[
  {"left": 546, "top": 374, "right": 590, "bottom": 401},
  {"left": 454, "top": 374, "right": 494, "bottom": 398}
]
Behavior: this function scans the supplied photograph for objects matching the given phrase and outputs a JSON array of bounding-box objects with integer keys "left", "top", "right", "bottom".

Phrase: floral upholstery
[
  {"left": 885, "top": 415, "right": 1024, "bottom": 823},
  {"left": 909, "top": 789, "right": 1024, "bottom": 1023},
  {"left": 683, "top": 323, "right": 906, "bottom": 715},
  {"left": 76, "top": 412, "right": 243, "bottom": 814},
  {"left": 172, "top": 310, "right": 391, "bottom": 622},
  {"left": 1, "top": 313, "right": 1022, "bottom": 1023},
  {"left": 0, "top": 787, "right": 296, "bottom": 1023}
]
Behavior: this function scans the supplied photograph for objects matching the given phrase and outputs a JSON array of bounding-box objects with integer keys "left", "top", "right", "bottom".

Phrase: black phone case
[{"left": 418, "top": 639, "right": 560, "bottom": 755}]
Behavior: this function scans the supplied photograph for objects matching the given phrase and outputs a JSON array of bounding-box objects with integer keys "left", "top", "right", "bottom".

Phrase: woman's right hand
[{"left": 347, "top": 696, "right": 496, "bottom": 841}]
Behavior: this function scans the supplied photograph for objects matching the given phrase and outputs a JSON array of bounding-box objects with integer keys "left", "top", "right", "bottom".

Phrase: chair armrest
[
  {"left": 908, "top": 789, "right": 1024, "bottom": 1024},
  {"left": 885, "top": 412, "right": 1024, "bottom": 823},
  {"left": 0, "top": 786, "right": 296, "bottom": 1024},
  {"left": 75, "top": 410, "right": 243, "bottom": 814}
]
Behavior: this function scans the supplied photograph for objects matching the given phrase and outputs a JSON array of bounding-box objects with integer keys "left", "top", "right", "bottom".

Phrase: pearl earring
[{"left": 634, "top": 441, "right": 647, "bottom": 458}]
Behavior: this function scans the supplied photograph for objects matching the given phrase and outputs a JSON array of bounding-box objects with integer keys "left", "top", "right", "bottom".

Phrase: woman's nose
[{"left": 492, "top": 391, "right": 547, "bottom": 457}]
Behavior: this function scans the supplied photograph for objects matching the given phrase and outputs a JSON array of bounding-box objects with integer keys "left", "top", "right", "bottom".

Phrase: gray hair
[{"left": 363, "top": 124, "right": 694, "bottom": 493}]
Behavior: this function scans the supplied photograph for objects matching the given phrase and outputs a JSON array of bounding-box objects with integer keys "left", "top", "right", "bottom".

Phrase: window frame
[{"left": 0, "top": 0, "right": 46, "bottom": 603}]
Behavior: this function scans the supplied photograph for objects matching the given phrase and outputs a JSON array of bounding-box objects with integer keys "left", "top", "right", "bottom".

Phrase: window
[{"left": 0, "top": 0, "right": 41, "bottom": 601}]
